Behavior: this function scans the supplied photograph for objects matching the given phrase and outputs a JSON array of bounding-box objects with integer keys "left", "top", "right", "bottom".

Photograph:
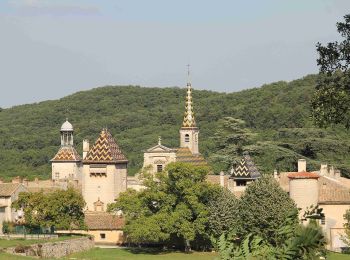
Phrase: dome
[{"left": 60, "top": 119, "right": 73, "bottom": 132}]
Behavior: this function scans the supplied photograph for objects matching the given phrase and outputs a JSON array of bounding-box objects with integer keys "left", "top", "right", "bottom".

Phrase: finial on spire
[
  {"left": 158, "top": 136, "right": 162, "bottom": 145},
  {"left": 187, "top": 64, "right": 191, "bottom": 86}
]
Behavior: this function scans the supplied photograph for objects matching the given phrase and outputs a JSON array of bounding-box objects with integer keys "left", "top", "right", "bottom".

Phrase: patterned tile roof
[
  {"left": 51, "top": 146, "right": 81, "bottom": 162},
  {"left": 0, "top": 183, "right": 23, "bottom": 196},
  {"left": 84, "top": 129, "right": 127, "bottom": 164},
  {"left": 175, "top": 147, "right": 207, "bottom": 166},
  {"left": 84, "top": 212, "right": 124, "bottom": 230},
  {"left": 230, "top": 153, "right": 260, "bottom": 179},
  {"left": 182, "top": 83, "right": 197, "bottom": 128}
]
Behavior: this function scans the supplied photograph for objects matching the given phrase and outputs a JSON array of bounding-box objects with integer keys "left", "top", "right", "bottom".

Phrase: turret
[{"left": 60, "top": 119, "right": 74, "bottom": 146}]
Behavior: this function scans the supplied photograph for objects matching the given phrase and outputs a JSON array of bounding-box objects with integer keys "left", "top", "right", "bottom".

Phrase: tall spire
[{"left": 182, "top": 65, "right": 196, "bottom": 128}]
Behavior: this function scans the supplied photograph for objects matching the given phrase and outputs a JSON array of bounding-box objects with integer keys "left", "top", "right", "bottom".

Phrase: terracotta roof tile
[
  {"left": 287, "top": 172, "right": 320, "bottom": 179},
  {"left": 51, "top": 146, "right": 81, "bottom": 162},
  {"left": 84, "top": 129, "right": 127, "bottom": 164},
  {"left": 0, "top": 183, "right": 23, "bottom": 196},
  {"left": 84, "top": 212, "right": 124, "bottom": 230}
]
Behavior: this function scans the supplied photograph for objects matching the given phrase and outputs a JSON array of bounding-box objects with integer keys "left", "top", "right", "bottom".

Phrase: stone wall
[{"left": 6, "top": 236, "right": 94, "bottom": 258}]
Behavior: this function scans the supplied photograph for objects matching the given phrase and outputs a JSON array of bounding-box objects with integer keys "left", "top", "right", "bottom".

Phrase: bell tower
[{"left": 179, "top": 66, "right": 199, "bottom": 155}]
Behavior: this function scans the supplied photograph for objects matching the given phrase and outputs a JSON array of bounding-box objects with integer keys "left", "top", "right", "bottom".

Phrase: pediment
[{"left": 146, "top": 144, "right": 174, "bottom": 153}]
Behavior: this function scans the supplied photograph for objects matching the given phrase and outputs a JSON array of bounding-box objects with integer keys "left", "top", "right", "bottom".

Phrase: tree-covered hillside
[{"left": 0, "top": 74, "right": 349, "bottom": 180}]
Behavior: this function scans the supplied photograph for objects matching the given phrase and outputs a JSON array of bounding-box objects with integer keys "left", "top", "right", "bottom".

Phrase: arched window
[{"left": 185, "top": 134, "right": 190, "bottom": 143}]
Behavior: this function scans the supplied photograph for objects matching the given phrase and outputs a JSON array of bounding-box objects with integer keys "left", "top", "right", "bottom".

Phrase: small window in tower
[
  {"left": 100, "top": 233, "right": 106, "bottom": 239},
  {"left": 321, "top": 215, "right": 326, "bottom": 225},
  {"left": 236, "top": 180, "right": 247, "bottom": 186},
  {"left": 157, "top": 165, "right": 163, "bottom": 173},
  {"left": 185, "top": 134, "right": 190, "bottom": 143}
]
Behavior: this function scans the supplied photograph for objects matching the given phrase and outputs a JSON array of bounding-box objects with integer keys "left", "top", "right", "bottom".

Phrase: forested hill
[{"left": 0, "top": 74, "right": 350, "bottom": 180}]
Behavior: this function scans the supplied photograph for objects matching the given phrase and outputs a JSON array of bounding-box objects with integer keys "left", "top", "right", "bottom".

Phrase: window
[
  {"left": 157, "top": 165, "right": 163, "bottom": 173},
  {"left": 100, "top": 233, "right": 106, "bottom": 239},
  {"left": 321, "top": 216, "right": 325, "bottom": 225},
  {"left": 185, "top": 134, "right": 190, "bottom": 143},
  {"left": 236, "top": 180, "right": 247, "bottom": 186}
]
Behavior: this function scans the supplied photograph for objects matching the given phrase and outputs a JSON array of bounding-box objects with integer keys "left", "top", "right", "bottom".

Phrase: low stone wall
[{"left": 5, "top": 236, "right": 94, "bottom": 258}]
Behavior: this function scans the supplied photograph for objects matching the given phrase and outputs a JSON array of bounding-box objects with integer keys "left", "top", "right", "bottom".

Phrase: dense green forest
[{"left": 0, "top": 74, "right": 349, "bottom": 180}]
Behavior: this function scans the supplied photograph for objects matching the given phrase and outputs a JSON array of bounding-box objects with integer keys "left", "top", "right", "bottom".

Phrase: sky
[{"left": 0, "top": 0, "right": 349, "bottom": 108}]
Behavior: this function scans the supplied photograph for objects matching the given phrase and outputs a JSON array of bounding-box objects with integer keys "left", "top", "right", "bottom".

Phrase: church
[{"left": 142, "top": 79, "right": 206, "bottom": 174}]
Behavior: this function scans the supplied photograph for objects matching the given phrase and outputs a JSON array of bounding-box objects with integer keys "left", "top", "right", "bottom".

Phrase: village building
[
  {"left": 142, "top": 79, "right": 206, "bottom": 174},
  {"left": 0, "top": 182, "right": 27, "bottom": 233},
  {"left": 82, "top": 129, "right": 128, "bottom": 212},
  {"left": 277, "top": 159, "right": 350, "bottom": 252},
  {"left": 51, "top": 119, "right": 82, "bottom": 182}
]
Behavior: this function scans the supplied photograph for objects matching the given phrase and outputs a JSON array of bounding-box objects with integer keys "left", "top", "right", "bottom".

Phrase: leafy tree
[
  {"left": 12, "top": 188, "right": 86, "bottom": 230},
  {"left": 217, "top": 210, "right": 326, "bottom": 260},
  {"left": 108, "top": 162, "right": 220, "bottom": 251},
  {"left": 312, "top": 14, "right": 350, "bottom": 128},
  {"left": 209, "top": 117, "right": 256, "bottom": 172},
  {"left": 236, "top": 175, "right": 298, "bottom": 245},
  {"left": 341, "top": 208, "right": 350, "bottom": 247},
  {"left": 207, "top": 188, "right": 238, "bottom": 239}
]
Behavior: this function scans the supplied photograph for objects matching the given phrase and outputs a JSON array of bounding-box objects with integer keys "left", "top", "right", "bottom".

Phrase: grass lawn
[
  {"left": 328, "top": 251, "right": 350, "bottom": 260},
  {"left": 69, "top": 247, "right": 218, "bottom": 260},
  {"left": 0, "top": 235, "right": 81, "bottom": 248}
]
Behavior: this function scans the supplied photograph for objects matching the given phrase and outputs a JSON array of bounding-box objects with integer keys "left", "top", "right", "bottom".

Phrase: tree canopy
[
  {"left": 312, "top": 14, "right": 350, "bottom": 128},
  {"left": 236, "top": 175, "right": 298, "bottom": 244},
  {"left": 108, "top": 162, "right": 220, "bottom": 251},
  {"left": 12, "top": 188, "right": 86, "bottom": 230}
]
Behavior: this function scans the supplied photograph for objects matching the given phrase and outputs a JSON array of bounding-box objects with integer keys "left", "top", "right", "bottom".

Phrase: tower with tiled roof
[
  {"left": 51, "top": 119, "right": 82, "bottom": 181},
  {"left": 179, "top": 69, "right": 199, "bottom": 155},
  {"left": 82, "top": 129, "right": 128, "bottom": 212},
  {"left": 228, "top": 152, "right": 261, "bottom": 192}
]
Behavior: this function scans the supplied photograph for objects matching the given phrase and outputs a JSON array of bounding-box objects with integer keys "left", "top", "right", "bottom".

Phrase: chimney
[
  {"left": 273, "top": 169, "right": 279, "bottom": 179},
  {"left": 320, "top": 164, "right": 328, "bottom": 176},
  {"left": 12, "top": 176, "right": 21, "bottom": 184},
  {"left": 329, "top": 166, "right": 335, "bottom": 177},
  {"left": 219, "top": 171, "right": 225, "bottom": 187},
  {"left": 335, "top": 169, "right": 341, "bottom": 179},
  {"left": 0, "top": 178, "right": 3, "bottom": 184},
  {"left": 298, "top": 159, "right": 306, "bottom": 172},
  {"left": 83, "top": 139, "right": 89, "bottom": 159}
]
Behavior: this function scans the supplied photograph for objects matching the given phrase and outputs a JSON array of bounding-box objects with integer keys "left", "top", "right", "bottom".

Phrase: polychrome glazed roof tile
[
  {"left": 51, "top": 146, "right": 81, "bottom": 162},
  {"left": 230, "top": 153, "right": 261, "bottom": 179},
  {"left": 175, "top": 147, "right": 207, "bottom": 166},
  {"left": 84, "top": 129, "right": 127, "bottom": 163}
]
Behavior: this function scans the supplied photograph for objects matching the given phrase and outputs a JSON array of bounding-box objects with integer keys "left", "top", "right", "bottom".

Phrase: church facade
[{"left": 142, "top": 80, "right": 206, "bottom": 174}]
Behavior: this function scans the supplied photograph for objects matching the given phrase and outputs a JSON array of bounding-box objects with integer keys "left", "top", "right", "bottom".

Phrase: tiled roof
[
  {"left": 85, "top": 212, "right": 124, "bottom": 230},
  {"left": 278, "top": 172, "right": 350, "bottom": 204},
  {"left": 84, "top": 129, "right": 127, "bottom": 164},
  {"left": 175, "top": 147, "right": 207, "bottom": 166},
  {"left": 230, "top": 153, "right": 260, "bottom": 179},
  {"left": 0, "top": 183, "right": 22, "bottom": 196},
  {"left": 51, "top": 146, "right": 81, "bottom": 162},
  {"left": 287, "top": 172, "right": 320, "bottom": 179},
  {"left": 318, "top": 176, "right": 350, "bottom": 204},
  {"left": 206, "top": 174, "right": 229, "bottom": 188},
  {"left": 182, "top": 83, "right": 196, "bottom": 128}
]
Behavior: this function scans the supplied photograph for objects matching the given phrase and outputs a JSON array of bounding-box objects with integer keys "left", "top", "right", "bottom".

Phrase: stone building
[
  {"left": 276, "top": 159, "right": 350, "bottom": 252},
  {"left": 51, "top": 120, "right": 82, "bottom": 182},
  {"left": 0, "top": 182, "right": 27, "bottom": 233},
  {"left": 82, "top": 129, "right": 128, "bottom": 212},
  {"left": 142, "top": 80, "right": 206, "bottom": 174}
]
